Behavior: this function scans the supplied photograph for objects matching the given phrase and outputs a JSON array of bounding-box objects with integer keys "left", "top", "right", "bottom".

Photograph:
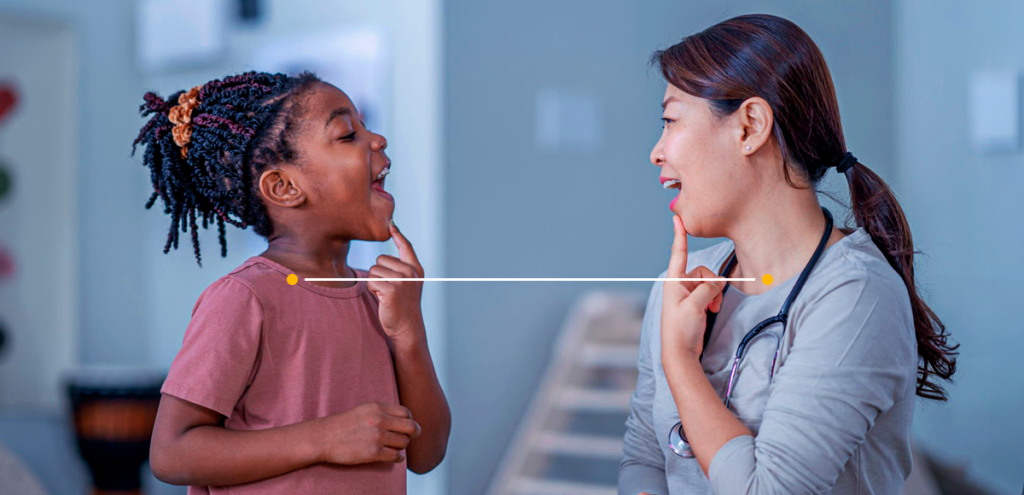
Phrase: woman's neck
[
  {"left": 726, "top": 190, "right": 844, "bottom": 296},
  {"left": 261, "top": 235, "right": 356, "bottom": 288}
]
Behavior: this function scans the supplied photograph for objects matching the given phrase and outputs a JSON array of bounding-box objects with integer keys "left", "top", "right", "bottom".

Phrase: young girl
[{"left": 135, "top": 71, "right": 450, "bottom": 494}]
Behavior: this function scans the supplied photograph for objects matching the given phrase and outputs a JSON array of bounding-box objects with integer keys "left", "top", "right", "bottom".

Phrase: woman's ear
[
  {"left": 737, "top": 97, "right": 774, "bottom": 156},
  {"left": 259, "top": 168, "right": 306, "bottom": 208}
]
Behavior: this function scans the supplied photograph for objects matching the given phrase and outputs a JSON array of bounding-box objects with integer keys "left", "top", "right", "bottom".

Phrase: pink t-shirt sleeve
[{"left": 161, "top": 276, "right": 264, "bottom": 417}]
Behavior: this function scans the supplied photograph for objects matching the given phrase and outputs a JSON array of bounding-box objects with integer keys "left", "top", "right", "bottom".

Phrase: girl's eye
[
  {"left": 338, "top": 131, "right": 357, "bottom": 141},
  {"left": 661, "top": 117, "right": 673, "bottom": 127}
]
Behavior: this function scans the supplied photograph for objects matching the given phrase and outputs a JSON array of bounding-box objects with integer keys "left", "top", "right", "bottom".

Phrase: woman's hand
[
  {"left": 661, "top": 215, "right": 726, "bottom": 361},
  {"left": 368, "top": 221, "right": 426, "bottom": 343}
]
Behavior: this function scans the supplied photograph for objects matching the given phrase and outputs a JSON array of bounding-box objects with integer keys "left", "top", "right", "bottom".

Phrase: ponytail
[
  {"left": 133, "top": 71, "right": 321, "bottom": 266},
  {"left": 844, "top": 162, "right": 958, "bottom": 401}
]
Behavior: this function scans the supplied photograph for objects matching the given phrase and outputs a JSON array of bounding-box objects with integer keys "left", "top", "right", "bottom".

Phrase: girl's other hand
[
  {"left": 314, "top": 402, "right": 422, "bottom": 465},
  {"left": 368, "top": 221, "right": 426, "bottom": 343}
]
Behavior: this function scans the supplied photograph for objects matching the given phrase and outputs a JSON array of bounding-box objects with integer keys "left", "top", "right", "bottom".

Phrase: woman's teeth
[
  {"left": 663, "top": 179, "right": 681, "bottom": 189},
  {"left": 375, "top": 167, "right": 390, "bottom": 181}
]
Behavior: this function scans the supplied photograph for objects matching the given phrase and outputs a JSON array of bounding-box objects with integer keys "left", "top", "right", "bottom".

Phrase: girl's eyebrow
[{"left": 325, "top": 107, "right": 352, "bottom": 129}]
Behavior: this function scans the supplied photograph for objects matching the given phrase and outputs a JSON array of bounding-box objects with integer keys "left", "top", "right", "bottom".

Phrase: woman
[{"left": 619, "top": 14, "right": 957, "bottom": 495}]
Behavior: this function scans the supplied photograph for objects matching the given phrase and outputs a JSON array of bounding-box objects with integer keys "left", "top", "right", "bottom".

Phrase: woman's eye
[
  {"left": 661, "top": 117, "right": 673, "bottom": 127},
  {"left": 338, "top": 131, "right": 357, "bottom": 141}
]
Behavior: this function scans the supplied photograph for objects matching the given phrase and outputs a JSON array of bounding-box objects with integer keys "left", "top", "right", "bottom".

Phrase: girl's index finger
[
  {"left": 667, "top": 215, "right": 689, "bottom": 278},
  {"left": 389, "top": 221, "right": 423, "bottom": 274}
]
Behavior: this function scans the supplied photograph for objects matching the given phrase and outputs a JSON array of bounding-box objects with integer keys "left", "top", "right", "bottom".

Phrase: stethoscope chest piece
[{"left": 669, "top": 422, "right": 695, "bottom": 458}]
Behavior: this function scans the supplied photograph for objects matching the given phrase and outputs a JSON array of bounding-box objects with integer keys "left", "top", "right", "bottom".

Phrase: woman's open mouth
[
  {"left": 372, "top": 167, "right": 393, "bottom": 202},
  {"left": 662, "top": 178, "right": 681, "bottom": 210}
]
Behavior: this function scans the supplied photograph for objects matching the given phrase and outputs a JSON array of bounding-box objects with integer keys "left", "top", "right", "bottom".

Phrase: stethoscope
[{"left": 667, "top": 207, "right": 835, "bottom": 458}]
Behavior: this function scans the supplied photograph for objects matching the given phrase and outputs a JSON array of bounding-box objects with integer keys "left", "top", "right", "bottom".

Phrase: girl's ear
[
  {"left": 259, "top": 168, "right": 306, "bottom": 208},
  {"left": 736, "top": 97, "right": 774, "bottom": 156}
]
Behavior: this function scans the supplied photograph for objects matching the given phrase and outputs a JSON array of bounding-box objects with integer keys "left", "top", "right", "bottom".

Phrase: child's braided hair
[{"left": 133, "top": 71, "right": 321, "bottom": 266}]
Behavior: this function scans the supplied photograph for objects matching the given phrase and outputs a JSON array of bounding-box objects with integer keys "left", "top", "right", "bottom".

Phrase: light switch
[{"left": 969, "top": 70, "right": 1019, "bottom": 153}]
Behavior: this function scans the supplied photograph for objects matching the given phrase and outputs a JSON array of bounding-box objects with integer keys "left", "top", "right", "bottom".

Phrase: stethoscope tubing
[{"left": 667, "top": 207, "right": 835, "bottom": 458}]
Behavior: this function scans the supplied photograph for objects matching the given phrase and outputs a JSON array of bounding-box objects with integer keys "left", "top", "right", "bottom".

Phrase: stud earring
[{"left": 745, "top": 145, "right": 751, "bottom": 151}]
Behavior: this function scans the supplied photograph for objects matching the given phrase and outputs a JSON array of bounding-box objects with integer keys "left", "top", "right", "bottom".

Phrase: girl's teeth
[
  {"left": 376, "top": 168, "right": 390, "bottom": 181},
  {"left": 663, "top": 179, "right": 680, "bottom": 189}
]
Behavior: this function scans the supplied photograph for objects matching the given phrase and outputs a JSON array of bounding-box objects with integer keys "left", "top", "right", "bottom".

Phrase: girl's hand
[
  {"left": 314, "top": 402, "right": 422, "bottom": 465},
  {"left": 368, "top": 221, "right": 426, "bottom": 343},
  {"left": 661, "top": 215, "right": 726, "bottom": 361}
]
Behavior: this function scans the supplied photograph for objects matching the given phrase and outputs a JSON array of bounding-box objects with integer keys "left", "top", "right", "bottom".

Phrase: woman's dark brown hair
[{"left": 653, "top": 14, "right": 957, "bottom": 401}]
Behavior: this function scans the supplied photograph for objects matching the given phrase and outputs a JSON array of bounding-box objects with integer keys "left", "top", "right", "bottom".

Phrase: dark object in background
[
  {"left": 0, "top": 162, "right": 11, "bottom": 202},
  {"left": 0, "top": 318, "right": 7, "bottom": 360},
  {"left": 921, "top": 450, "right": 997, "bottom": 495},
  {"left": 904, "top": 445, "right": 998, "bottom": 495},
  {"left": 66, "top": 368, "right": 165, "bottom": 495},
  {"left": 239, "top": 0, "right": 261, "bottom": 22}
]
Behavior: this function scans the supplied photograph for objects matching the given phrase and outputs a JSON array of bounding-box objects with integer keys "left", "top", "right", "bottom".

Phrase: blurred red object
[
  {"left": 0, "top": 83, "right": 18, "bottom": 125},
  {"left": 0, "top": 244, "right": 14, "bottom": 281}
]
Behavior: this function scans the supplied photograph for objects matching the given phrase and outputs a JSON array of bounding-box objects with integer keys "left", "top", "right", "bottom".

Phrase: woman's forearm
[
  {"left": 151, "top": 418, "right": 321, "bottom": 487},
  {"left": 393, "top": 328, "right": 451, "bottom": 474},
  {"left": 663, "top": 354, "right": 751, "bottom": 476}
]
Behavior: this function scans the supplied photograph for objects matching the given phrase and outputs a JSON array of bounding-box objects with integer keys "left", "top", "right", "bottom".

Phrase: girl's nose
[{"left": 372, "top": 133, "right": 388, "bottom": 152}]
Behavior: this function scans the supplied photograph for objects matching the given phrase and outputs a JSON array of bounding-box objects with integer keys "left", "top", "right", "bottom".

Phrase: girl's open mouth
[{"left": 372, "top": 167, "right": 393, "bottom": 202}]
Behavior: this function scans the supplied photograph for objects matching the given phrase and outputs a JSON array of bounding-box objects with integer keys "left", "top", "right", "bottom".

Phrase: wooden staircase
[{"left": 485, "top": 291, "right": 647, "bottom": 495}]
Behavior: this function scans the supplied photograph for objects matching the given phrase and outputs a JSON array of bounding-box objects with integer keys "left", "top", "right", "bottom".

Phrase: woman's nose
[{"left": 650, "top": 143, "right": 665, "bottom": 167}]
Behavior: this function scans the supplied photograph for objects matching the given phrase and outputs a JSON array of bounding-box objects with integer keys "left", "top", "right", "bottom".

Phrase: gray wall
[
  {"left": 896, "top": 1, "right": 1024, "bottom": 493},
  {"left": 443, "top": 1, "right": 895, "bottom": 494}
]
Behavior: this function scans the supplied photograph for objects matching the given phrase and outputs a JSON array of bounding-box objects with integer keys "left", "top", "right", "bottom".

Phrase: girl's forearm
[
  {"left": 151, "top": 418, "right": 322, "bottom": 486},
  {"left": 392, "top": 329, "right": 451, "bottom": 474},
  {"left": 663, "top": 354, "right": 751, "bottom": 476}
]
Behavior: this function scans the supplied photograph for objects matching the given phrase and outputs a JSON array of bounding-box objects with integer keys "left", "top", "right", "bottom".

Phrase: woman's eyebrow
[
  {"left": 662, "top": 96, "right": 680, "bottom": 111},
  {"left": 325, "top": 107, "right": 352, "bottom": 129}
]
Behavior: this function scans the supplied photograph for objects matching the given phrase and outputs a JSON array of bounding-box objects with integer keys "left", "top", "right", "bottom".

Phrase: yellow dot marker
[
  {"left": 762, "top": 274, "right": 773, "bottom": 285},
  {"left": 287, "top": 274, "right": 298, "bottom": 285}
]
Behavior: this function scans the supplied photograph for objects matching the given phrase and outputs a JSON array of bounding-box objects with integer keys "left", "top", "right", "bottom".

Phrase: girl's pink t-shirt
[{"left": 161, "top": 256, "right": 405, "bottom": 494}]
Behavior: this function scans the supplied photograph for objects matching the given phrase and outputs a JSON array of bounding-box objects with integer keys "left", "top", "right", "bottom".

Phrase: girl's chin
[{"left": 369, "top": 225, "right": 391, "bottom": 242}]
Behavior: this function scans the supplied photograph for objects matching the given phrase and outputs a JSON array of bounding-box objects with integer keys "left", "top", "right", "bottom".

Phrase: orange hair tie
[{"left": 168, "top": 85, "right": 202, "bottom": 158}]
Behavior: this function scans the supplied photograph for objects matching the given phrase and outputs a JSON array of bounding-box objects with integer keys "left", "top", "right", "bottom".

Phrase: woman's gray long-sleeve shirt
[{"left": 619, "top": 229, "right": 918, "bottom": 495}]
